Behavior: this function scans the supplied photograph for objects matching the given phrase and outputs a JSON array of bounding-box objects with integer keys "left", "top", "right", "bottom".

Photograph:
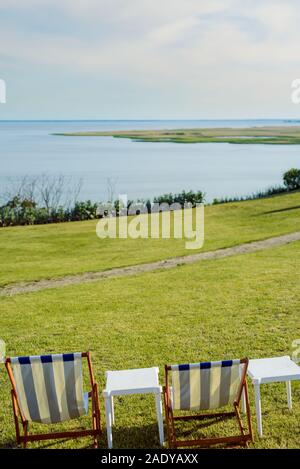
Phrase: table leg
[
  {"left": 104, "top": 396, "right": 113, "bottom": 449},
  {"left": 254, "top": 383, "right": 263, "bottom": 437},
  {"left": 110, "top": 395, "right": 115, "bottom": 424},
  {"left": 286, "top": 381, "right": 292, "bottom": 410},
  {"left": 155, "top": 392, "right": 164, "bottom": 446}
]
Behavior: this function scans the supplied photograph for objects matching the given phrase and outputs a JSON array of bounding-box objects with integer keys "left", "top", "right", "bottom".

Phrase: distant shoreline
[{"left": 54, "top": 125, "right": 300, "bottom": 144}]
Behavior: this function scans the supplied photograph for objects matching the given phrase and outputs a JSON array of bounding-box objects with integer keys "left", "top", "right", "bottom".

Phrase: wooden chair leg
[
  {"left": 234, "top": 403, "right": 246, "bottom": 440},
  {"left": 163, "top": 388, "right": 172, "bottom": 448},
  {"left": 234, "top": 381, "right": 253, "bottom": 447},
  {"left": 163, "top": 387, "right": 177, "bottom": 448},
  {"left": 95, "top": 383, "right": 102, "bottom": 433},
  {"left": 95, "top": 384, "right": 102, "bottom": 440},
  {"left": 86, "top": 352, "right": 101, "bottom": 448},
  {"left": 92, "top": 383, "right": 102, "bottom": 448},
  {"left": 91, "top": 394, "right": 97, "bottom": 448},
  {"left": 169, "top": 408, "right": 177, "bottom": 449},
  {"left": 244, "top": 380, "right": 254, "bottom": 443},
  {"left": 23, "top": 421, "right": 29, "bottom": 449},
  {"left": 11, "top": 390, "right": 21, "bottom": 445},
  {"left": 170, "top": 426, "right": 177, "bottom": 448}
]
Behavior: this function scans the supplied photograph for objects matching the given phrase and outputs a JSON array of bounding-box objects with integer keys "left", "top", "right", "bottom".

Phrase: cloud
[
  {"left": 0, "top": 0, "right": 298, "bottom": 69},
  {"left": 249, "top": 2, "right": 295, "bottom": 34},
  {"left": 1, "top": 0, "right": 300, "bottom": 117}
]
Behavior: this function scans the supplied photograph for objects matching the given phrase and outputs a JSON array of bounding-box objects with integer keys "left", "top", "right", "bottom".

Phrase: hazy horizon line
[{"left": 1, "top": 118, "right": 300, "bottom": 122}]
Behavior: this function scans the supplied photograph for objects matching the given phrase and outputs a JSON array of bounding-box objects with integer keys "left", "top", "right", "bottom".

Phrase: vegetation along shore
[
  {"left": 55, "top": 126, "right": 300, "bottom": 144},
  {"left": 1, "top": 169, "right": 299, "bottom": 227}
]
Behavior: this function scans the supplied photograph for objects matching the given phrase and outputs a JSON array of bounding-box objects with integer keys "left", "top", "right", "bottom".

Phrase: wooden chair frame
[
  {"left": 5, "top": 351, "right": 102, "bottom": 448},
  {"left": 163, "top": 358, "right": 253, "bottom": 448}
]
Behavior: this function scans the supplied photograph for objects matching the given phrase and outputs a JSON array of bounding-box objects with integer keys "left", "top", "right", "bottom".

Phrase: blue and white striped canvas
[
  {"left": 171, "top": 359, "right": 243, "bottom": 411},
  {"left": 11, "top": 353, "right": 88, "bottom": 424}
]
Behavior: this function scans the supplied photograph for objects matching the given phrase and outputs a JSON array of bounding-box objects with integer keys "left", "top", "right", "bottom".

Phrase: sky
[{"left": 1, "top": 0, "right": 300, "bottom": 119}]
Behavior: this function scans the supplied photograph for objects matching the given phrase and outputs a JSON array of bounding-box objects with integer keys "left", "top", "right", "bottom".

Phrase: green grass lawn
[
  {"left": 0, "top": 192, "right": 300, "bottom": 286},
  {"left": 0, "top": 240, "right": 299, "bottom": 448}
]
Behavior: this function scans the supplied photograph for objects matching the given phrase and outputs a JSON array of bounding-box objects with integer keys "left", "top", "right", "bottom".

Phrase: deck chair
[
  {"left": 163, "top": 357, "right": 253, "bottom": 448},
  {"left": 5, "top": 351, "right": 102, "bottom": 448}
]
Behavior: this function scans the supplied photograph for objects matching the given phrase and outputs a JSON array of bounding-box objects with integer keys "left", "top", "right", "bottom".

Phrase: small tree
[{"left": 283, "top": 168, "right": 300, "bottom": 191}]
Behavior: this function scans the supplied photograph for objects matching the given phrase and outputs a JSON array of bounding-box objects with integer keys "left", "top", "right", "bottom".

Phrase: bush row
[
  {"left": 0, "top": 199, "right": 99, "bottom": 227},
  {"left": 1, "top": 169, "right": 299, "bottom": 227},
  {"left": 0, "top": 190, "right": 204, "bottom": 227},
  {"left": 212, "top": 168, "right": 300, "bottom": 205}
]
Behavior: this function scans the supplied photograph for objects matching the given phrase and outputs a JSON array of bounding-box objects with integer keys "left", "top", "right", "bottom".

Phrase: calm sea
[{"left": 1, "top": 119, "right": 300, "bottom": 203}]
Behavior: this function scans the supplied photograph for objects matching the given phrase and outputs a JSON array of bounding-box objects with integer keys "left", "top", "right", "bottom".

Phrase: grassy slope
[
  {"left": 0, "top": 192, "right": 300, "bottom": 286},
  {"left": 0, "top": 241, "right": 299, "bottom": 448},
  {"left": 55, "top": 126, "right": 300, "bottom": 144}
]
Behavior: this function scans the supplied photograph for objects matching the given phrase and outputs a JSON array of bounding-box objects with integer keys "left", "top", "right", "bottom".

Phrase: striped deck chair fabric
[
  {"left": 171, "top": 359, "right": 243, "bottom": 411},
  {"left": 10, "top": 353, "right": 88, "bottom": 424}
]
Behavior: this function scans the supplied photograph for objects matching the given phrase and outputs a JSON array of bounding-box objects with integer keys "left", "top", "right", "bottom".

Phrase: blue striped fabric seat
[
  {"left": 10, "top": 353, "right": 88, "bottom": 424},
  {"left": 171, "top": 359, "right": 243, "bottom": 411}
]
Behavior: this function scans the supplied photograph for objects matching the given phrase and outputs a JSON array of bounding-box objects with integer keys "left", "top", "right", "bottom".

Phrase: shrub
[
  {"left": 153, "top": 193, "right": 174, "bottom": 205},
  {"left": 71, "top": 200, "right": 98, "bottom": 221},
  {"left": 283, "top": 168, "right": 300, "bottom": 191},
  {"left": 153, "top": 190, "right": 205, "bottom": 207},
  {"left": 212, "top": 185, "right": 286, "bottom": 205}
]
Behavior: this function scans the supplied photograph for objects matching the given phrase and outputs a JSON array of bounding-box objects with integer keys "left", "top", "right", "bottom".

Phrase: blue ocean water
[{"left": 0, "top": 119, "right": 300, "bottom": 203}]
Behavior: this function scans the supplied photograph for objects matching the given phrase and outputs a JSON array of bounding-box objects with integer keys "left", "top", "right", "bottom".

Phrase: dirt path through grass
[{"left": 1, "top": 231, "right": 300, "bottom": 297}]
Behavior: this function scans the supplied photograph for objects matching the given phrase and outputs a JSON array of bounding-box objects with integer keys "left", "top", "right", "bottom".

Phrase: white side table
[
  {"left": 103, "top": 367, "right": 164, "bottom": 448},
  {"left": 248, "top": 356, "right": 300, "bottom": 437}
]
